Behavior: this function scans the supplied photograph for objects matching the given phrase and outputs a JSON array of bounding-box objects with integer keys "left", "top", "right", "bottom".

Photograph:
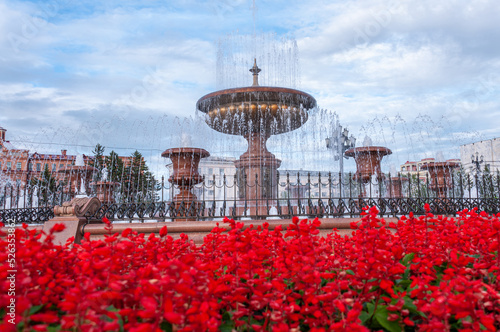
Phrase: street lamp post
[
  {"left": 471, "top": 152, "right": 484, "bottom": 175},
  {"left": 325, "top": 124, "right": 356, "bottom": 177}
]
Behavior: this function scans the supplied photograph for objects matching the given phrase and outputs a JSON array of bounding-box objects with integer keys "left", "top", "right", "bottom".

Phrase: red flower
[{"left": 159, "top": 226, "right": 168, "bottom": 237}]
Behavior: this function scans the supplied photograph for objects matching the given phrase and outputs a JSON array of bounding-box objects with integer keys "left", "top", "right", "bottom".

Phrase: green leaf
[
  {"left": 403, "top": 297, "right": 417, "bottom": 313},
  {"left": 398, "top": 280, "right": 412, "bottom": 290},
  {"left": 160, "top": 321, "right": 173, "bottom": 332},
  {"left": 346, "top": 269, "right": 355, "bottom": 275},
  {"left": 47, "top": 326, "right": 61, "bottom": 332},
  {"left": 403, "top": 296, "right": 427, "bottom": 318},
  {"left": 29, "top": 304, "right": 44, "bottom": 315},
  {"left": 359, "top": 311, "right": 371, "bottom": 324},
  {"left": 220, "top": 321, "right": 235, "bottom": 332},
  {"left": 105, "top": 305, "right": 125, "bottom": 332},
  {"left": 366, "top": 302, "right": 375, "bottom": 315},
  {"left": 374, "top": 306, "right": 402, "bottom": 332},
  {"left": 402, "top": 253, "right": 415, "bottom": 266}
]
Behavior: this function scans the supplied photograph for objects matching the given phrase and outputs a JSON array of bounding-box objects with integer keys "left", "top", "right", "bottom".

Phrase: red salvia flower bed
[{"left": 1, "top": 206, "right": 500, "bottom": 331}]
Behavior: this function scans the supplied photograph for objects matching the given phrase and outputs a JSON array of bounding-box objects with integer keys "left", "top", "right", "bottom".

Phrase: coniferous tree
[
  {"left": 121, "top": 151, "right": 158, "bottom": 202},
  {"left": 89, "top": 143, "right": 105, "bottom": 181},
  {"left": 30, "top": 164, "right": 59, "bottom": 205},
  {"left": 105, "top": 150, "right": 125, "bottom": 183}
]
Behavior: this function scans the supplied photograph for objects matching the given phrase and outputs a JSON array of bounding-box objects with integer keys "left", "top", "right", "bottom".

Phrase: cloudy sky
[{"left": 1, "top": 0, "right": 499, "bottom": 175}]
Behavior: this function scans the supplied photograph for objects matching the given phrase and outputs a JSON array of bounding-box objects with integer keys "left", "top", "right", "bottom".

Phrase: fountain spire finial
[{"left": 249, "top": 58, "right": 261, "bottom": 86}]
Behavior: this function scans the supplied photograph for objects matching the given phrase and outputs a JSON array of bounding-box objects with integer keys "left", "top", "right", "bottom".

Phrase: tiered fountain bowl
[
  {"left": 344, "top": 146, "right": 392, "bottom": 183},
  {"left": 420, "top": 161, "right": 460, "bottom": 198},
  {"left": 162, "top": 147, "right": 210, "bottom": 220},
  {"left": 196, "top": 61, "right": 316, "bottom": 206}
]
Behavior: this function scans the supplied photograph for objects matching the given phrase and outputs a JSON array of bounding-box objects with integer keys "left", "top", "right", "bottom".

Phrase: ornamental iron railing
[{"left": 1, "top": 171, "right": 499, "bottom": 224}]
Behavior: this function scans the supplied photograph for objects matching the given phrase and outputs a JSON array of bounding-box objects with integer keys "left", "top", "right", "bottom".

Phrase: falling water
[{"left": 216, "top": 32, "right": 300, "bottom": 89}]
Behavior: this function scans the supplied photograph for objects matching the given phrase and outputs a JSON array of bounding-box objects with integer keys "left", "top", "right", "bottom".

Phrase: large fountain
[{"left": 197, "top": 59, "right": 317, "bottom": 205}]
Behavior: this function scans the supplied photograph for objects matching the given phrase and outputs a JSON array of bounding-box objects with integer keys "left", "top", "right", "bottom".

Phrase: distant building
[
  {"left": 400, "top": 157, "right": 462, "bottom": 182},
  {"left": 0, "top": 126, "right": 133, "bottom": 190},
  {"left": 460, "top": 137, "right": 500, "bottom": 174},
  {"left": 196, "top": 156, "right": 238, "bottom": 201}
]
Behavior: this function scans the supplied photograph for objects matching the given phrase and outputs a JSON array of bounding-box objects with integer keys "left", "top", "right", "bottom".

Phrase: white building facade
[{"left": 460, "top": 138, "right": 500, "bottom": 174}]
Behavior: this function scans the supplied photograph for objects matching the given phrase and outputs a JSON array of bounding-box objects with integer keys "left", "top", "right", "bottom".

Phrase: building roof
[
  {"left": 460, "top": 137, "right": 500, "bottom": 147},
  {"left": 29, "top": 152, "right": 92, "bottom": 161},
  {"left": 1, "top": 141, "right": 16, "bottom": 150}
]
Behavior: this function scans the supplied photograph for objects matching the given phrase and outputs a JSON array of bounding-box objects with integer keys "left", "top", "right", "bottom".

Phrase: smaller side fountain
[
  {"left": 420, "top": 161, "right": 460, "bottom": 198},
  {"left": 344, "top": 146, "right": 392, "bottom": 183},
  {"left": 162, "top": 147, "right": 210, "bottom": 220},
  {"left": 90, "top": 168, "right": 119, "bottom": 204}
]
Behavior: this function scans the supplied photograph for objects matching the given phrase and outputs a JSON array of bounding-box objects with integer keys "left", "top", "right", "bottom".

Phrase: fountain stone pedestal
[
  {"left": 389, "top": 176, "right": 408, "bottom": 198},
  {"left": 91, "top": 181, "right": 119, "bottom": 204},
  {"left": 420, "top": 161, "right": 459, "bottom": 198},
  {"left": 162, "top": 147, "right": 210, "bottom": 221}
]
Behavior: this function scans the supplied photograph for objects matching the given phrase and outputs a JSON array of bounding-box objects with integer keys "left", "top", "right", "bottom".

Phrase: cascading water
[{"left": 216, "top": 32, "right": 300, "bottom": 90}]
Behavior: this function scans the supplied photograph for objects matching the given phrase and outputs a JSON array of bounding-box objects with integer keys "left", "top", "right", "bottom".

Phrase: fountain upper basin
[{"left": 196, "top": 86, "right": 317, "bottom": 136}]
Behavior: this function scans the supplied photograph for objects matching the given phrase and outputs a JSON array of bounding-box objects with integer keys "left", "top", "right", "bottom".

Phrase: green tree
[
  {"left": 478, "top": 165, "right": 499, "bottom": 199},
  {"left": 105, "top": 150, "right": 125, "bottom": 183},
  {"left": 401, "top": 173, "right": 429, "bottom": 198},
  {"left": 121, "top": 150, "right": 158, "bottom": 202},
  {"left": 30, "top": 164, "right": 59, "bottom": 205},
  {"left": 88, "top": 143, "right": 105, "bottom": 181},
  {"left": 453, "top": 167, "right": 473, "bottom": 198}
]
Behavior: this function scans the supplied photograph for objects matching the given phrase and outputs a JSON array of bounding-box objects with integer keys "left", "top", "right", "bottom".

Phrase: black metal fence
[{"left": 1, "top": 171, "right": 499, "bottom": 224}]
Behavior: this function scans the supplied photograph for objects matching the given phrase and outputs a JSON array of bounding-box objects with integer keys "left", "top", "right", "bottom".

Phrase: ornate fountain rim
[
  {"left": 344, "top": 146, "right": 392, "bottom": 157},
  {"left": 420, "top": 161, "right": 460, "bottom": 169},
  {"left": 196, "top": 86, "right": 317, "bottom": 113},
  {"left": 161, "top": 147, "right": 210, "bottom": 158}
]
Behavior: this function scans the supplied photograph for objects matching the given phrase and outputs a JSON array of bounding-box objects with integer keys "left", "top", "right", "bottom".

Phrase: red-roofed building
[
  {"left": 0, "top": 126, "right": 132, "bottom": 190},
  {"left": 400, "top": 157, "right": 462, "bottom": 182}
]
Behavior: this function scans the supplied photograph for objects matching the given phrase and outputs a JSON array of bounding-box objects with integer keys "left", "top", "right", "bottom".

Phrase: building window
[
  {"left": 219, "top": 168, "right": 224, "bottom": 176},
  {"left": 59, "top": 164, "right": 64, "bottom": 169},
  {"left": 7, "top": 162, "right": 11, "bottom": 170},
  {"left": 17, "top": 162, "right": 21, "bottom": 170},
  {"left": 208, "top": 168, "right": 213, "bottom": 175},
  {"left": 28, "top": 163, "right": 32, "bottom": 171},
  {"left": 402, "top": 166, "right": 405, "bottom": 171},
  {"left": 36, "top": 163, "right": 41, "bottom": 171},
  {"left": 52, "top": 164, "right": 56, "bottom": 172}
]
